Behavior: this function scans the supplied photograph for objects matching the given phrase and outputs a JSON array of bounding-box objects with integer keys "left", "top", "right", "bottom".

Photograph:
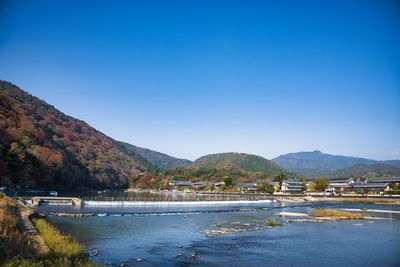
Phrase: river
[{"left": 36, "top": 194, "right": 400, "bottom": 267}]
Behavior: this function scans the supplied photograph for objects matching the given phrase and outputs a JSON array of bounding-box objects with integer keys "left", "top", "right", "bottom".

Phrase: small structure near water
[{"left": 31, "top": 196, "right": 82, "bottom": 207}]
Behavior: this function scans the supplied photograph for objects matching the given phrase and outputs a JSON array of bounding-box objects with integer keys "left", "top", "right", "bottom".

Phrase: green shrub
[
  {"left": 257, "top": 183, "right": 274, "bottom": 194},
  {"left": 267, "top": 219, "right": 284, "bottom": 227},
  {"left": 204, "top": 184, "right": 215, "bottom": 191}
]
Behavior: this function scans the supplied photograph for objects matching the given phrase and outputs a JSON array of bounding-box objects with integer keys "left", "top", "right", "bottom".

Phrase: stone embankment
[{"left": 16, "top": 200, "right": 49, "bottom": 253}]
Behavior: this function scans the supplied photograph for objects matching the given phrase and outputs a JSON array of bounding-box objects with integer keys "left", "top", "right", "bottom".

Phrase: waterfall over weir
[{"left": 83, "top": 199, "right": 275, "bottom": 207}]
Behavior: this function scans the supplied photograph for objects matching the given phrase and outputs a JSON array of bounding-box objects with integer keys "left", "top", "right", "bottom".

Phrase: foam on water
[
  {"left": 93, "top": 211, "right": 204, "bottom": 217},
  {"left": 83, "top": 199, "right": 274, "bottom": 207}
]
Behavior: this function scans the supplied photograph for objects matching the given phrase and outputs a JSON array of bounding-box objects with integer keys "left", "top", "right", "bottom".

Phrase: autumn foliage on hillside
[{"left": 0, "top": 81, "right": 156, "bottom": 190}]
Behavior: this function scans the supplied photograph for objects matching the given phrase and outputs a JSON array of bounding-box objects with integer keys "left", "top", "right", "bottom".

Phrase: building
[
  {"left": 351, "top": 183, "right": 390, "bottom": 193},
  {"left": 213, "top": 182, "right": 225, "bottom": 187},
  {"left": 234, "top": 180, "right": 277, "bottom": 192},
  {"left": 168, "top": 180, "right": 192, "bottom": 189},
  {"left": 366, "top": 177, "right": 400, "bottom": 183},
  {"left": 281, "top": 181, "right": 304, "bottom": 193},
  {"left": 329, "top": 178, "right": 354, "bottom": 192},
  {"left": 256, "top": 180, "right": 278, "bottom": 187},
  {"left": 234, "top": 182, "right": 258, "bottom": 191},
  {"left": 192, "top": 181, "right": 211, "bottom": 188}
]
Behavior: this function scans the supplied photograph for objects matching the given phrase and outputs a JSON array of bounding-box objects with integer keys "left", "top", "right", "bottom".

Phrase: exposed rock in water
[
  {"left": 201, "top": 227, "right": 245, "bottom": 237},
  {"left": 288, "top": 218, "right": 324, "bottom": 223},
  {"left": 191, "top": 251, "right": 200, "bottom": 259},
  {"left": 201, "top": 220, "right": 274, "bottom": 237},
  {"left": 275, "top": 212, "right": 309, "bottom": 217},
  {"left": 90, "top": 248, "right": 99, "bottom": 257}
]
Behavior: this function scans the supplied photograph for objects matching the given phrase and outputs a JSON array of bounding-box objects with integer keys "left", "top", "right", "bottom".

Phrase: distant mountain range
[
  {"left": 114, "top": 141, "right": 192, "bottom": 169},
  {"left": 272, "top": 150, "right": 400, "bottom": 178},
  {"left": 1, "top": 81, "right": 399, "bottom": 189}
]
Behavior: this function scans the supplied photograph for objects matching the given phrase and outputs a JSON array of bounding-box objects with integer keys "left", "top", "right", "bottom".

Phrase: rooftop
[
  {"left": 169, "top": 181, "right": 192, "bottom": 186},
  {"left": 367, "top": 177, "right": 400, "bottom": 183},
  {"left": 330, "top": 178, "right": 354, "bottom": 183},
  {"left": 234, "top": 183, "right": 257, "bottom": 188},
  {"left": 352, "top": 183, "right": 389, "bottom": 188},
  {"left": 283, "top": 181, "right": 303, "bottom": 185}
]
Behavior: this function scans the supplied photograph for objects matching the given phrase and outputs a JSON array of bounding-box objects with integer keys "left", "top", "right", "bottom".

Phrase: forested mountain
[
  {"left": 0, "top": 81, "right": 158, "bottom": 190},
  {"left": 114, "top": 141, "right": 192, "bottom": 169},
  {"left": 166, "top": 152, "right": 286, "bottom": 182},
  {"left": 332, "top": 163, "right": 400, "bottom": 178},
  {"left": 382, "top": 160, "right": 400, "bottom": 168},
  {"left": 2, "top": 81, "right": 398, "bottom": 189},
  {"left": 193, "top": 152, "right": 283, "bottom": 174}
]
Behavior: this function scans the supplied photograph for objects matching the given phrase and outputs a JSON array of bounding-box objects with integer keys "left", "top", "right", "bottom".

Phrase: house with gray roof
[
  {"left": 366, "top": 177, "right": 400, "bottom": 183},
  {"left": 281, "top": 181, "right": 304, "bottom": 193}
]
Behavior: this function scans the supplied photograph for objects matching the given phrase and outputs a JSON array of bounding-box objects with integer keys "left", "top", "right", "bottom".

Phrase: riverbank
[
  {"left": 275, "top": 196, "right": 400, "bottom": 204},
  {"left": 0, "top": 195, "right": 97, "bottom": 266}
]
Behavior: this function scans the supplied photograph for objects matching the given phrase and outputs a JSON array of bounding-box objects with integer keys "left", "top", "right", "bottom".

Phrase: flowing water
[{"left": 37, "top": 194, "right": 400, "bottom": 267}]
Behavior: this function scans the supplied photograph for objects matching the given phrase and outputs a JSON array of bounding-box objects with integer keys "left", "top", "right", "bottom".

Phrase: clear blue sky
[{"left": 1, "top": 0, "right": 399, "bottom": 161}]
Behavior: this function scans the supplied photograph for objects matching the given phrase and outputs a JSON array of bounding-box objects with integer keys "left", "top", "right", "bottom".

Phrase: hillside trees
[
  {"left": 314, "top": 177, "right": 330, "bottom": 191},
  {"left": 0, "top": 81, "right": 156, "bottom": 190}
]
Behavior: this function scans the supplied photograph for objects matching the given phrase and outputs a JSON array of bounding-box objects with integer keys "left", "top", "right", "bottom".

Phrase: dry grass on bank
[
  {"left": 0, "top": 196, "right": 98, "bottom": 267},
  {"left": 311, "top": 209, "right": 365, "bottom": 220},
  {"left": 0, "top": 197, "right": 36, "bottom": 263},
  {"left": 338, "top": 198, "right": 398, "bottom": 204}
]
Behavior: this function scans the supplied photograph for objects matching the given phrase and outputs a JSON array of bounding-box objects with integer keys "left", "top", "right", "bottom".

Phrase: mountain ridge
[
  {"left": 115, "top": 141, "right": 192, "bottom": 169},
  {"left": 1, "top": 81, "right": 399, "bottom": 189},
  {"left": 165, "top": 152, "right": 287, "bottom": 182},
  {"left": 0, "top": 81, "right": 159, "bottom": 189},
  {"left": 332, "top": 163, "right": 400, "bottom": 178},
  {"left": 272, "top": 150, "right": 400, "bottom": 178},
  {"left": 192, "top": 152, "right": 284, "bottom": 174}
]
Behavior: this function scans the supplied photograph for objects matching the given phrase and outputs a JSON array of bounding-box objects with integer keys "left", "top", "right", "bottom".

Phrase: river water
[{"left": 37, "top": 194, "right": 400, "bottom": 267}]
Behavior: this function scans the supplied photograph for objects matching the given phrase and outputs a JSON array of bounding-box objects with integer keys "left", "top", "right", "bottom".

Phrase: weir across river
[
  {"left": 31, "top": 196, "right": 82, "bottom": 207},
  {"left": 29, "top": 194, "right": 400, "bottom": 208}
]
